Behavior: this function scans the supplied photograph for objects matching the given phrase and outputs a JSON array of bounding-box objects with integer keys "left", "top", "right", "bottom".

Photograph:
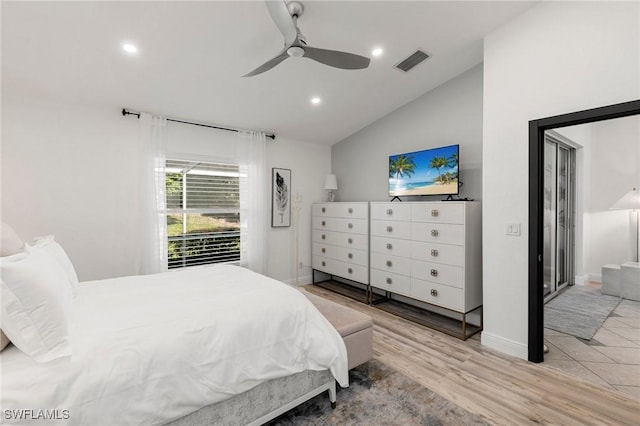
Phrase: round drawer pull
[
  {"left": 347, "top": 238, "right": 353, "bottom": 244},
  {"left": 431, "top": 209, "right": 439, "bottom": 217},
  {"left": 348, "top": 223, "right": 353, "bottom": 229},
  {"left": 386, "top": 209, "right": 393, "bottom": 216},
  {"left": 321, "top": 207, "right": 326, "bottom": 213},
  {"left": 386, "top": 243, "right": 393, "bottom": 250},
  {"left": 321, "top": 220, "right": 326, "bottom": 226},
  {"left": 430, "top": 229, "right": 439, "bottom": 237},
  {"left": 386, "top": 278, "right": 393, "bottom": 285},
  {"left": 321, "top": 234, "right": 326, "bottom": 240},
  {"left": 430, "top": 289, "right": 438, "bottom": 297},
  {"left": 430, "top": 269, "right": 439, "bottom": 277},
  {"left": 348, "top": 268, "right": 353, "bottom": 274},
  {"left": 321, "top": 261, "right": 326, "bottom": 267},
  {"left": 386, "top": 260, "right": 393, "bottom": 267},
  {"left": 348, "top": 208, "right": 353, "bottom": 214},
  {"left": 321, "top": 248, "right": 326, "bottom": 253},
  {"left": 348, "top": 253, "right": 353, "bottom": 259},
  {"left": 430, "top": 249, "right": 439, "bottom": 257},
  {"left": 386, "top": 226, "right": 393, "bottom": 233}
]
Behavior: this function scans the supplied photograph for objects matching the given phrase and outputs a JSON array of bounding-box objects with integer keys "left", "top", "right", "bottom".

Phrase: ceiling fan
[{"left": 243, "top": 0, "right": 370, "bottom": 77}]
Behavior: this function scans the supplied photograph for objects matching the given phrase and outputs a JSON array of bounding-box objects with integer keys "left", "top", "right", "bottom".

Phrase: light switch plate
[{"left": 506, "top": 223, "right": 521, "bottom": 236}]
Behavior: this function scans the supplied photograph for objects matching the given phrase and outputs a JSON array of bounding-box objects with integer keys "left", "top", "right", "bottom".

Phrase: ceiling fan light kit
[{"left": 244, "top": 0, "right": 370, "bottom": 77}]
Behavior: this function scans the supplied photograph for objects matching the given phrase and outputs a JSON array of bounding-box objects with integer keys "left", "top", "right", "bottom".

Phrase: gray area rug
[
  {"left": 545, "top": 285, "right": 621, "bottom": 340},
  {"left": 266, "top": 359, "right": 488, "bottom": 425}
]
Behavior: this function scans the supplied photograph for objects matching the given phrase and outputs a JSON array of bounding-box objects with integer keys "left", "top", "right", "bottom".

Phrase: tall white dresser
[
  {"left": 370, "top": 201, "right": 482, "bottom": 339},
  {"left": 312, "top": 202, "right": 370, "bottom": 300}
]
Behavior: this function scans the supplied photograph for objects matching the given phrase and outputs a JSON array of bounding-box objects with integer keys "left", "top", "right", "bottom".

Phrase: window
[{"left": 165, "top": 159, "right": 240, "bottom": 269}]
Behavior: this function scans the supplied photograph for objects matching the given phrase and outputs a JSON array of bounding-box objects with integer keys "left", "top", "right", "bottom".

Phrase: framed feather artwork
[{"left": 271, "top": 168, "right": 291, "bottom": 227}]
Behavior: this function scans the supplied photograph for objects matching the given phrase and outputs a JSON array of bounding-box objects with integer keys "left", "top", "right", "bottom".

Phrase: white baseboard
[
  {"left": 589, "top": 272, "right": 602, "bottom": 283},
  {"left": 574, "top": 275, "right": 588, "bottom": 286},
  {"left": 481, "top": 331, "right": 528, "bottom": 360},
  {"left": 283, "top": 274, "right": 312, "bottom": 286}
]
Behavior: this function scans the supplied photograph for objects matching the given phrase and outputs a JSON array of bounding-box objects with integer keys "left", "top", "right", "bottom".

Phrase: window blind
[{"left": 165, "top": 159, "right": 241, "bottom": 269}]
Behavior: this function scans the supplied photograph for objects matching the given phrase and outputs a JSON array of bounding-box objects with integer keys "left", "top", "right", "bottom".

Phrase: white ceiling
[{"left": 2, "top": 1, "right": 534, "bottom": 145}]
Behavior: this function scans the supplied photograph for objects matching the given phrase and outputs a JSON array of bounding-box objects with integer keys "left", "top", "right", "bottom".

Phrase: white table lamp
[
  {"left": 324, "top": 174, "right": 338, "bottom": 202},
  {"left": 610, "top": 187, "right": 640, "bottom": 262}
]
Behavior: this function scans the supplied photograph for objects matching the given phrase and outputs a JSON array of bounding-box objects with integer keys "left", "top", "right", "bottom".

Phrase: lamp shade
[
  {"left": 324, "top": 174, "right": 338, "bottom": 190},
  {"left": 610, "top": 187, "right": 640, "bottom": 210}
]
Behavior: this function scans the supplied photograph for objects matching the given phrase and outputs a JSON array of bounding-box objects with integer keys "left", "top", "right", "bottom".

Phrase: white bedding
[{"left": 0, "top": 265, "right": 348, "bottom": 425}]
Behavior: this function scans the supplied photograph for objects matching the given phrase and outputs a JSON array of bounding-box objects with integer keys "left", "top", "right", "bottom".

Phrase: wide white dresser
[
  {"left": 370, "top": 201, "right": 482, "bottom": 339},
  {"left": 312, "top": 202, "right": 370, "bottom": 301}
]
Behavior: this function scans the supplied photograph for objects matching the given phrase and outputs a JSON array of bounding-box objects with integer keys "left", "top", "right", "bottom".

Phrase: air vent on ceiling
[{"left": 395, "top": 50, "right": 430, "bottom": 72}]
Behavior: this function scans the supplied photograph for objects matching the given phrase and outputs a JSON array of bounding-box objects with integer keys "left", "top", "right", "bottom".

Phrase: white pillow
[
  {"left": 0, "top": 246, "right": 73, "bottom": 362},
  {"left": 1, "top": 222, "right": 24, "bottom": 256},
  {"left": 0, "top": 222, "right": 23, "bottom": 350},
  {"left": 29, "top": 235, "right": 79, "bottom": 297}
]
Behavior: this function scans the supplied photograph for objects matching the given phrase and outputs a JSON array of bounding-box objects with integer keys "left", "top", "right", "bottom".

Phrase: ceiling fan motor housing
[{"left": 287, "top": 46, "right": 305, "bottom": 57}]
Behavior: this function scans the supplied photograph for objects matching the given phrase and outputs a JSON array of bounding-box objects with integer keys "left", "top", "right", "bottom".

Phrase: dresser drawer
[
  {"left": 410, "top": 278, "right": 463, "bottom": 311},
  {"left": 371, "top": 268, "right": 411, "bottom": 297},
  {"left": 411, "top": 241, "right": 464, "bottom": 267},
  {"left": 371, "top": 252, "right": 411, "bottom": 276},
  {"left": 371, "top": 220, "right": 411, "bottom": 240},
  {"left": 312, "top": 217, "right": 367, "bottom": 235},
  {"left": 411, "top": 203, "right": 464, "bottom": 224},
  {"left": 312, "top": 230, "right": 367, "bottom": 250},
  {"left": 313, "top": 243, "right": 368, "bottom": 267},
  {"left": 370, "top": 236, "right": 411, "bottom": 258},
  {"left": 313, "top": 256, "right": 368, "bottom": 283},
  {"left": 370, "top": 203, "right": 411, "bottom": 221},
  {"left": 312, "top": 203, "right": 368, "bottom": 219},
  {"left": 411, "top": 223, "right": 465, "bottom": 245},
  {"left": 411, "top": 260, "right": 463, "bottom": 288}
]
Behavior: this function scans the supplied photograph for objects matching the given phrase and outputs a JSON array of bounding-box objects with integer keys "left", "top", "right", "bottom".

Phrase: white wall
[
  {"left": 1, "top": 94, "right": 331, "bottom": 284},
  {"left": 482, "top": 1, "right": 640, "bottom": 358},
  {"left": 266, "top": 139, "right": 331, "bottom": 285},
  {"left": 586, "top": 117, "right": 640, "bottom": 278},
  {"left": 554, "top": 116, "right": 640, "bottom": 285},
  {"left": 1, "top": 95, "right": 141, "bottom": 281},
  {"left": 331, "top": 65, "right": 484, "bottom": 202}
]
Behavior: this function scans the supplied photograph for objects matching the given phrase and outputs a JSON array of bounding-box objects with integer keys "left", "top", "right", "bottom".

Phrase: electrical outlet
[{"left": 506, "top": 223, "right": 521, "bottom": 236}]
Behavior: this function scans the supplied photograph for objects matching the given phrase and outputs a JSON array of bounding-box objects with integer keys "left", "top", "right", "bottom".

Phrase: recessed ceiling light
[
  {"left": 311, "top": 97, "right": 321, "bottom": 105},
  {"left": 372, "top": 47, "right": 383, "bottom": 57},
  {"left": 122, "top": 43, "right": 138, "bottom": 54}
]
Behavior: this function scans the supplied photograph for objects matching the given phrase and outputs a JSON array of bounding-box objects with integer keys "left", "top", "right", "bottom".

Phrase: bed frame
[{"left": 166, "top": 369, "right": 335, "bottom": 425}]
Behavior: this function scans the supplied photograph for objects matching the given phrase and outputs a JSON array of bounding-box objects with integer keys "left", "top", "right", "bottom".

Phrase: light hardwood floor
[{"left": 304, "top": 284, "right": 640, "bottom": 426}]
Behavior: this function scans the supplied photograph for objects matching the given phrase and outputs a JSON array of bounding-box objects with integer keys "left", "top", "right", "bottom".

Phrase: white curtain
[
  {"left": 237, "top": 131, "right": 268, "bottom": 274},
  {"left": 139, "top": 113, "right": 168, "bottom": 274}
]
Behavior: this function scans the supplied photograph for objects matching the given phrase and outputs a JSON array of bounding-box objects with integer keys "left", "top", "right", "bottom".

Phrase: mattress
[{"left": 0, "top": 265, "right": 348, "bottom": 425}]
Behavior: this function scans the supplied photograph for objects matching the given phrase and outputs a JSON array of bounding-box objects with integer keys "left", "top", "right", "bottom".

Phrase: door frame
[{"left": 528, "top": 99, "right": 640, "bottom": 363}]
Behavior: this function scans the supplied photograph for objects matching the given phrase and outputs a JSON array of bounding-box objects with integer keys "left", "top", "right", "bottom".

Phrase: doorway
[
  {"left": 543, "top": 135, "right": 575, "bottom": 301},
  {"left": 528, "top": 99, "right": 640, "bottom": 363}
]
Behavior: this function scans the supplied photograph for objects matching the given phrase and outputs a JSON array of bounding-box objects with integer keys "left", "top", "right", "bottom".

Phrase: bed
[{"left": 0, "top": 232, "right": 348, "bottom": 425}]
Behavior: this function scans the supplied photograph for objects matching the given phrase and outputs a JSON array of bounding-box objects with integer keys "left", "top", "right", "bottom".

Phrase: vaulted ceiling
[{"left": 2, "top": 1, "right": 534, "bottom": 145}]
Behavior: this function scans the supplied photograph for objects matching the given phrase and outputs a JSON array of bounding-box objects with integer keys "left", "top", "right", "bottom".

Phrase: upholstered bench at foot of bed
[{"left": 304, "top": 292, "right": 373, "bottom": 370}]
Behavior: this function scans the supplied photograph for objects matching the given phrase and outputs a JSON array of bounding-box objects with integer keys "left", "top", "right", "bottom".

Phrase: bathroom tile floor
[{"left": 544, "top": 286, "right": 640, "bottom": 401}]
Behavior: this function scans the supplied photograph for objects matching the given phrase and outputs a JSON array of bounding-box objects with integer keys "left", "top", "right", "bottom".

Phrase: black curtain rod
[{"left": 121, "top": 108, "right": 276, "bottom": 140}]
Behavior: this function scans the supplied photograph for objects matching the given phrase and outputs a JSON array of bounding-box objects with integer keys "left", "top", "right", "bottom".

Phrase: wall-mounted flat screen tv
[{"left": 389, "top": 144, "right": 459, "bottom": 197}]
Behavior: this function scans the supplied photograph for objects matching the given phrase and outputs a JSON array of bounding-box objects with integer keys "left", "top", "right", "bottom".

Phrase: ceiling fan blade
[
  {"left": 265, "top": 0, "right": 297, "bottom": 46},
  {"left": 302, "top": 46, "right": 370, "bottom": 70},
  {"left": 243, "top": 49, "right": 289, "bottom": 77}
]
